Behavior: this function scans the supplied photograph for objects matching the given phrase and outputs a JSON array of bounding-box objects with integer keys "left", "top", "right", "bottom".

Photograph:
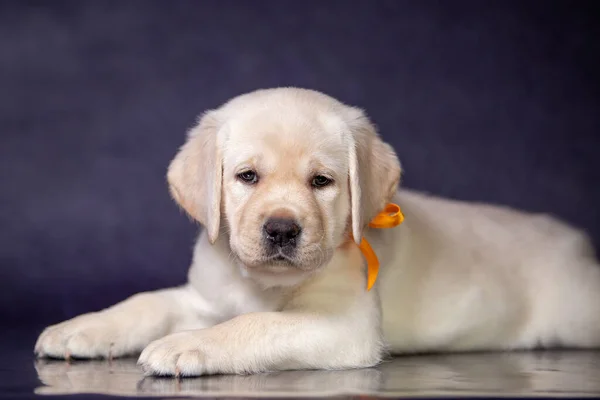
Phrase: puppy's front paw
[
  {"left": 138, "top": 331, "right": 226, "bottom": 377},
  {"left": 35, "top": 313, "right": 124, "bottom": 360}
]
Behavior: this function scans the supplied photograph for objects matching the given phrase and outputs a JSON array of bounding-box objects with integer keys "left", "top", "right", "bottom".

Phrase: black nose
[{"left": 263, "top": 218, "right": 301, "bottom": 247}]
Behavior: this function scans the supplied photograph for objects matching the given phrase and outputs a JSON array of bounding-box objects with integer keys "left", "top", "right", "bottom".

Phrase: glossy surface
[
  {"left": 5, "top": 329, "right": 600, "bottom": 399},
  {"left": 32, "top": 352, "right": 600, "bottom": 398}
]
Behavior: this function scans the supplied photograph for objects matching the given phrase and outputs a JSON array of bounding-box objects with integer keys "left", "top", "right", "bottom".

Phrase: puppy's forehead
[{"left": 223, "top": 108, "right": 349, "bottom": 171}]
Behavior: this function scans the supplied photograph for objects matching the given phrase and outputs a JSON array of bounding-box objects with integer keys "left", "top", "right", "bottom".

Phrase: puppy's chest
[{"left": 217, "top": 281, "right": 286, "bottom": 320}]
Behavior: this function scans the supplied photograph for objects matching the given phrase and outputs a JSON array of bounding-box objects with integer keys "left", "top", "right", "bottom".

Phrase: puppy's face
[
  {"left": 167, "top": 88, "right": 401, "bottom": 287},
  {"left": 221, "top": 111, "right": 350, "bottom": 277}
]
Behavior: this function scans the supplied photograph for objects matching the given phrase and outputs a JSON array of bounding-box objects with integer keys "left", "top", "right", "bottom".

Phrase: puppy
[{"left": 35, "top": 88, "right": 600, "bottom": 376}]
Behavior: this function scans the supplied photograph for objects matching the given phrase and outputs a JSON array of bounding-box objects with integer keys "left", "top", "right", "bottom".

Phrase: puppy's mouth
[
  {"left": 267, "top": 252, "right": 296, "bottom": 264},
  {"left": 238, "top": 253, "right": 299, "bottom": 277},
  {"left": 232, "top": 240, "right": 330, "bottom": 273}
]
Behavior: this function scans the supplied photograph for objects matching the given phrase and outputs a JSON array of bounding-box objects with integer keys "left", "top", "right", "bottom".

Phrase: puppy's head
[{"left": 167, "top": 88, "right": 401, "bottom": 286}]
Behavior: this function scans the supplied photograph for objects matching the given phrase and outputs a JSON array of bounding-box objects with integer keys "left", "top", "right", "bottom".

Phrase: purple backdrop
[{"left": 1, "top": 1, "right": 599, "bottom": 328}]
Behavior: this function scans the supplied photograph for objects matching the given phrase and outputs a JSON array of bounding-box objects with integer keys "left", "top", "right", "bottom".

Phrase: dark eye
[
  {"left": 311, "top": 175, "right": 333, "bottom": 188},
  {"left": 237, "top": 170, "right": 258, "bottom": 184}
]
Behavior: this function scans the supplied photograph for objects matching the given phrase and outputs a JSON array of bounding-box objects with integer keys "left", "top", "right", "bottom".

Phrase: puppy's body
[
  {"left": 380, "top": 191, "right": 600, "bottom": 353},
  {"left": 35, "top": 88, "right": 600, "bottom": 376}
]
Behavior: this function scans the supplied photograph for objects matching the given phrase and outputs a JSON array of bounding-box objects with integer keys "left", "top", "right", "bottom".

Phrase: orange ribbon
[{"left": 356, "top": 203, "right": 404, "bottom": 291}]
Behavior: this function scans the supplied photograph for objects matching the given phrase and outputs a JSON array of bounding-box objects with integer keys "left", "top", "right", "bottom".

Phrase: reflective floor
[
  {"left": 5, "top": 329, "right": 600, "bottom": 399},
  {"left": 33, "top": 351, "right": 600, "bottom": 398}
]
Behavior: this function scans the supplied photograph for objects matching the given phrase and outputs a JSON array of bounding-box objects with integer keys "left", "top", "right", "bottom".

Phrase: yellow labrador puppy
[{"left": 35, "top": 88, "right": 600, "bottom": 376}]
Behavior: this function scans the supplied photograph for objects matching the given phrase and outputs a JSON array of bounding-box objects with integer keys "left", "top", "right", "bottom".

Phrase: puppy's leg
[
  {"left": 138, "top": 247, "right": 384, "bottom": 376},
  {"left": 138, "top": 302, "right": 382, "bottom": 376},
  {"left": 35, "top": 285, "right": 208, "bottom": 359},
  {"left": 552, "top": 259, "right": 600, "bottom": 348}
]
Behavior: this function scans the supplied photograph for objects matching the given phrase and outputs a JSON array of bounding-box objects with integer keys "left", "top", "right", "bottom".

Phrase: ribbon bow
[{"left": 355, "top": 203, "right": 404, "bottom": 291}]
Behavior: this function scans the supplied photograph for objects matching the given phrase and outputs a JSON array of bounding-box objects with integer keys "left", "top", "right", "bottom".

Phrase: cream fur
[{"left": 35, "top": 88, "right": 600, "bottom": 377}]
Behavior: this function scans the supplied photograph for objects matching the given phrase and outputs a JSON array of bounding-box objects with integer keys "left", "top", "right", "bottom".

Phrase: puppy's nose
[{"left": 263, "top": 218, "right": 301, "bottom": 246}]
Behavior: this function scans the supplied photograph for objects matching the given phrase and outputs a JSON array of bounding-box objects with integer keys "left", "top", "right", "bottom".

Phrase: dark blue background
[{"left": 1, "top": 0, "right": 599, "bottom": 329}]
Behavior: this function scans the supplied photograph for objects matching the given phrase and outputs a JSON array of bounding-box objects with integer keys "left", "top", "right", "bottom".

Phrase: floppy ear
[
  {"left": 348, "top": 108, "right": 402, "bottom": 243},
  {"left": 167, "top": 111, "right": 223, "bottom": 244}
]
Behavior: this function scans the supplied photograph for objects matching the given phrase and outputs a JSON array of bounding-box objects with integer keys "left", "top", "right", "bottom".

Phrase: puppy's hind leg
[{"left": 553, "top": 258, "right": 600, "bottom": 349}]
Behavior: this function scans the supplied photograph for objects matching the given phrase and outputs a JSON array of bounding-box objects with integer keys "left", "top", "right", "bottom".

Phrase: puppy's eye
[
  {"left": 237, "top": 170, "right": 259, "bottom": 184},
  {"left": 311, "top": 175, "right": 333, "bottom": 188}
]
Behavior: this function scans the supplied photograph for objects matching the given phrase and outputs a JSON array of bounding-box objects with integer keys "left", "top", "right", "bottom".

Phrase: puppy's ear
[
  {"left": 167, "top": 111, "right": 223, "bottom": 244},
  {"left": 347, "top": 108, "right": 401, "bottom": 243}
]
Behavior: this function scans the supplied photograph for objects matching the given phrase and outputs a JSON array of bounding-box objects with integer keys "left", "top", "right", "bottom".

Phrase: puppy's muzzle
[{"left": 263, "top": 218, "right": 301, "bottom": 253}]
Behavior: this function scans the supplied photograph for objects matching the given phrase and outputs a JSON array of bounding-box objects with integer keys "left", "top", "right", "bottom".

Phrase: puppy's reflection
[
  {"left": 34, "top": 358, "right": 382, "bottom": 396},
  {"left": 139, "top": 368, "right": 382, "bottom": 396},
  {"left": 35, "top": 351, "right": 600, "bottom": 397}
]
